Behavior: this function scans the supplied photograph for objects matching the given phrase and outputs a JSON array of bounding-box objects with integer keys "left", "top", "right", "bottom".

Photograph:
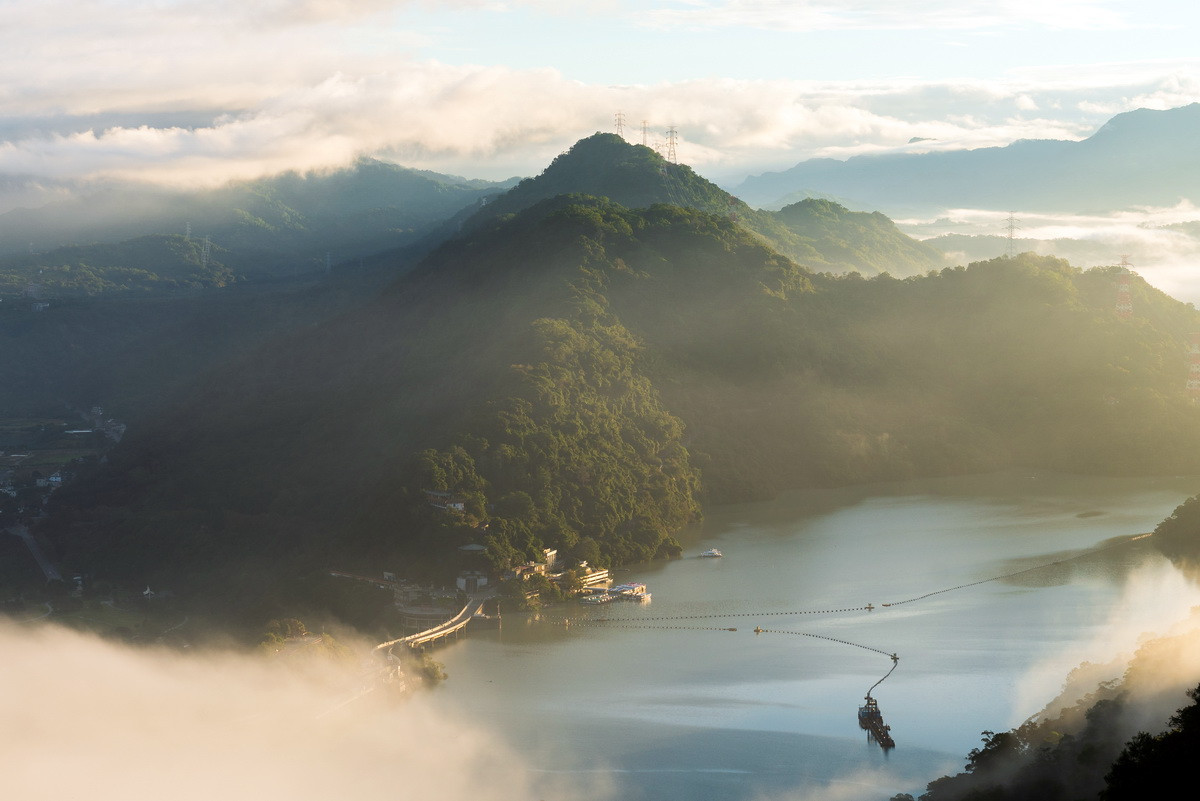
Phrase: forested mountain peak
[
  {"left": 772, "top": 198, "right": 946, "bottom": 276},
  {"left": 467, "top": 132, "right": 737, "bottom": 223},
  {"left": 464, "top": 133, "right": 942, "bottom": 276}
]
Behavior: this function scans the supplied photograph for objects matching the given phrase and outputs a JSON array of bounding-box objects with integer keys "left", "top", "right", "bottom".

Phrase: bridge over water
[
  {"left": 374, "top": 595, "right": 491, "bottom": 652},
  {"left": 327, "top": 570, "right": 496, "bottom": 652}
]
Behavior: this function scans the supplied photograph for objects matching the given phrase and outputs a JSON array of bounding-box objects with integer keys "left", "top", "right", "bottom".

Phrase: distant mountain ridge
[
  {"left": 0, "top": 234, "right": 235, "bottom": 296},
  {"left": 734, "top": 104, "right": 1200, "bottom": 214},
  {"left": 0, "top": 159, "right": 515, "bottom": 278}
]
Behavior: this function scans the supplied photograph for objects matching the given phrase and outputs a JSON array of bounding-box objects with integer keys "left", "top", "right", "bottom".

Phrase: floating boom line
[
  {"left": 750, "top": 626, "right": 897, "bottom": 661},
  {"left": 591, "top": 532, "right": 1150, "bottom": 623},
  {"left": 877, "top": 534, "right": 1145, "bottom": 608}
]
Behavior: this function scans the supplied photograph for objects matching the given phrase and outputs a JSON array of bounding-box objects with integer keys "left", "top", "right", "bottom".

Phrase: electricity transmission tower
[
  {"left": 1004, "top": 213, "right": 1020, "bottom": 258},
  {"left": 665, "top": 126, "right": 678, "bottom": 163}
]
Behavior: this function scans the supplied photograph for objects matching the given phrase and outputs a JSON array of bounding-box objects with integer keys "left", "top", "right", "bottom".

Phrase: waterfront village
[
  {"left": 333, "top": 541, "right": 652, "bottom": 641},
  {"left": 321, "top": 488, "right": 659, "bottom": 641}
]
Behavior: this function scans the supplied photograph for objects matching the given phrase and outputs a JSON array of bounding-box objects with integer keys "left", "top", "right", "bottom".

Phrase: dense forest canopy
[
  {"left": 27, "top": 188, "right": 1200, "bottom": 619},
  {"left": 466, "top": 133, "right": 945, "bottom": 277},
  {"left": 0, "top": 131, "right": 1193, "bottom": 629}
]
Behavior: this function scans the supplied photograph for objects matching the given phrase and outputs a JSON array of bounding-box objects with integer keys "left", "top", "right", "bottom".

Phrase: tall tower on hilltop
[
  {"left": 1115, "top": 256, "right": 1133, "bottom": 320},
  {"left": 1188, "top": 333, "right": 1200, "bottom": 401},
  {"left": 1004, "top": 213, "right": 1020, "bottom": 258},
  {"left": 614, "top": 110, "right": 626, "bottom": 139},
  {"left": 665, "top": 126, "right": 678, "bottom": 164}
]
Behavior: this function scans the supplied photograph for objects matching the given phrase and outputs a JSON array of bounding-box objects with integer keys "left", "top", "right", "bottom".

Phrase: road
[{"left": 6, "top": 524, "right": 62, "bottom": 582}]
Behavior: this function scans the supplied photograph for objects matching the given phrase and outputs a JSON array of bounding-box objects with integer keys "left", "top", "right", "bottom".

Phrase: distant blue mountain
[
  {"left": 0, "top": 159, "right": 515, "bottom": 276},
  {"left": 734, "top": 104, "right": 1200, "bottom": 214}
]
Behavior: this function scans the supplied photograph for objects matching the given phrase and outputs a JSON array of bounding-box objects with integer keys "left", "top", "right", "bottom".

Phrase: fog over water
[
  {"left": 5, "top": 473, "right": 1200, "bottom": 801},
  {"left": 0, "top": 623, "right": 607, "bottom": 801}
]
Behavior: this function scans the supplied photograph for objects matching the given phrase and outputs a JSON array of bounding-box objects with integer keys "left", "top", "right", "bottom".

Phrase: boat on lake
[{"left": 700, "top": 548, "right": 723, "bottom": 558}]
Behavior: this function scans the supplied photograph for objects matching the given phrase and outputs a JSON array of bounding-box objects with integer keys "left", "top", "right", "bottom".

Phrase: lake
[{"left": 416, "top": 471, "right": 1200, "bottom": 801}]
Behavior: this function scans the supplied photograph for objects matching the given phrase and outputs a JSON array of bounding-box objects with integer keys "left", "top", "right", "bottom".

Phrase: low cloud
[
  {"left": 0, "top": 621, "right": 603, "bottom": 801},
  {"left": 899, "top": 202, "right": 1200, "bottom": 304},
  {"left": 1013, "top": 557, "right": 1200, "bottom": 726},
  {"left": 3, "top": 67, "right": 1197, "bottom": 192},
  {"left": 2, "top": 3, "right": 1200, "bottom": 192}
]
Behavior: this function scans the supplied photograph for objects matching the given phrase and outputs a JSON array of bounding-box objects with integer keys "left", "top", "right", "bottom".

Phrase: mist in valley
[
  {"left": 0, "top": 620, "right": 606, "bottom": 801},
  {"left": 5, "top": 3, "right": 1200, "bottom": 801}
]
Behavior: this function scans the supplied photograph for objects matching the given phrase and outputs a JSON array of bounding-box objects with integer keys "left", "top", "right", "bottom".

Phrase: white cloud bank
[
  {"left": 4, "top": 66, "right": 1200, "bottom": 190},
  {"left": 900, "top": 202, "right": 1200, "bottom": 305},
  {"left": 1, "top": 1, "right": 1199, "bottom": 191},
  {"left": 0, "top": 621, "right": 606, "bottom": 801}
]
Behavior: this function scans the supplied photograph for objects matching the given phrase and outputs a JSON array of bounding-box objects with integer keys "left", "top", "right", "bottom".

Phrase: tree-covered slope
[
  {"left": 773, "top": 198, "right": 946, "bottom": 276},
  {"left": 38, "top": 191, "right": 1200, "bottom": 618},
  {"left": 896, "top": 619, "right": 1200, "bottom": 801},
  {"left": 43, "top": 197, "right": 808, "bottom": 595},
  {"left": 1150, "top": 493, "right": 1200, "bottom": 567},
  {"left": 0, "top": 234, "right": 235, "bottom": 296}
]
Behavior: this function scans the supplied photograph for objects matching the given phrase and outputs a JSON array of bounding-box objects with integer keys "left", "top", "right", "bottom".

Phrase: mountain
[
  {"left": 0, "top": 246, "right": 411, "bottom": 420},
  {"left": 734, "top": 104, "right": 1200, "bottom": 214},
  {"left": 0, "top": 234, "right": 235, "bottom": 296},
  {"left": 0, "top": 159, "right": 514, "bottom": 278},
  {"left": 468, "top": 132, "right": 944, "bottom": 276},
  {"left": 773, "top": 198, "right": 945, "bottom": 276},
  {"left": 37, "top": 187, "right": 1200, "bottom": 624}
]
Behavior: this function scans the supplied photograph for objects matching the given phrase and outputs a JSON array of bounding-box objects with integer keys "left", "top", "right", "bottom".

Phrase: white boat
[{"left": 700, "top": 548, "right": 723, "bottom": 558}]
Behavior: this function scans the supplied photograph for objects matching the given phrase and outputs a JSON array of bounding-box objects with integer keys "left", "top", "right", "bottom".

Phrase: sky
[
  {"left": 2, "top": 0, "right": 1200, "bottom": 203},
  {"left": 3, "top": 0, "right": 1200, "bottom": 195}
]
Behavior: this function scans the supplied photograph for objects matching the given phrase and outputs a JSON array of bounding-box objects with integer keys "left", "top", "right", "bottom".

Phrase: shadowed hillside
[{"left": 36, "top": 189, "right": 1200, "bottom": 620}]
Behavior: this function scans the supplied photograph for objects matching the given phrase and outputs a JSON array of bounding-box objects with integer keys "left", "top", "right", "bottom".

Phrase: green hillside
[
  {"left": 773, "top": 198, "right": 947, "bottom": 276},
  {"left": 37, "top": 192, "right": 1200, "bottom": 621},
  {"left": 0, "top": 235, "right": 234, "bottom": 296}
]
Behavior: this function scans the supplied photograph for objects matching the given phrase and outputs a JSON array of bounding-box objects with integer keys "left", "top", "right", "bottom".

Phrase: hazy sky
[{"left": 3, "top": 0, "right": 1200, "bottom": 188}]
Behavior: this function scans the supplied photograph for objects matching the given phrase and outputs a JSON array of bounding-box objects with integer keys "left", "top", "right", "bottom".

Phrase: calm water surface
[{"left": 421, "top": 471, "right": 1200, "bottom": 801}]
